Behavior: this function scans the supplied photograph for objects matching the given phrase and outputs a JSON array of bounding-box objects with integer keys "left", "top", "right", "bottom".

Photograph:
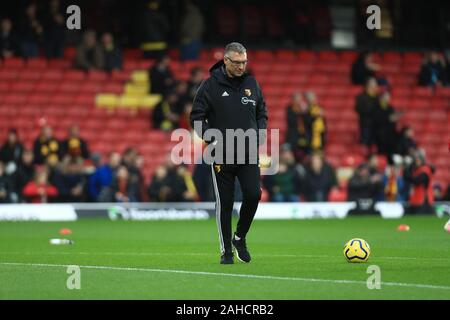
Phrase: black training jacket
[{"left": 190, "top": 60, "right": 268, "bottom": 162}]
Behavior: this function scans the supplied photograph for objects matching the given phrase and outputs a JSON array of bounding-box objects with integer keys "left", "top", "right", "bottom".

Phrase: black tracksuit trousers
[{"left": 211, "top": 163, "right": 261, "bottom": 255}]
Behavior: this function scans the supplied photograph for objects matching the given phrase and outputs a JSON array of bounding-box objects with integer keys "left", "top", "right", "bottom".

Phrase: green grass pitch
[{"left": 1, "top": 216, "right": 450, "bottom": 299}]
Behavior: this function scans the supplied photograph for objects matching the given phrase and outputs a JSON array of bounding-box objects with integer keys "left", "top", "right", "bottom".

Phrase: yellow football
[{"left": 343, "top": 238, "right": 371, "bottom": 263}]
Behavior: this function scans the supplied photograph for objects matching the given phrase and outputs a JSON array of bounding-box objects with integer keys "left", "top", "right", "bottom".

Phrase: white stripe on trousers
[{"left": 211, "top": 164, "right": 225, "bottom": 254}]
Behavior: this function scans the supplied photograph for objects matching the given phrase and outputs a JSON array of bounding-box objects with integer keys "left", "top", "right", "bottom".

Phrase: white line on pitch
[
  {"left": 1, "top": 251, "right": 450, "bottom": 262},
  {"left": 1, "top": 261, "right": 450, "bottom": 291}
]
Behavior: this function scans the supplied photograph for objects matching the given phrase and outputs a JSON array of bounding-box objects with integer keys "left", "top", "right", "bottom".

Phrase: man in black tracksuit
[{"left": 190, "top": 42, "right": 268, "bottom": 264}]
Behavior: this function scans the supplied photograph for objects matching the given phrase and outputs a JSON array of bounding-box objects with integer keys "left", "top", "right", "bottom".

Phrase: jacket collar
[{"left": 209, "top": 60, "right": 249, "bottom": 88}]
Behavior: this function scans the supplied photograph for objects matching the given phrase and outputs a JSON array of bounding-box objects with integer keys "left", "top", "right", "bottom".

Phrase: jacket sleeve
[
  {"left": 255, "top": 80, "right": 268, "bottom": 130},
  {"left": 190, "top": 80, "right": 211, "bottom": 141}
]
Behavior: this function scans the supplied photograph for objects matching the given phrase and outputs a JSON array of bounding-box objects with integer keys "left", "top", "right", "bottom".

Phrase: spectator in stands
[
  {"left": 263, "top": 147, "right": 301, "bottom": 202},
  {"left": 304, "top": 91, "right": 327, "bottom": 152},
  {"left": 135, "top": 154, "right": 149, "bottom": 202},
  {"left": 43, "top": 0, "right": 65, "bottom": 58},
  {"left": 443, "top": 185, "right": 450, "bottom": 201},
  {"left": 187, "top": 67, "right": 205, "bottom": 99},
  {"left": 404, "top": 150, "right": 435, "bottom": 214},
  {"left": 373, "top": 91, "right": 400, "bottom": 163},
  {"left": 367, "top": 155, "right": 385, "bottom": 200},
  {"left": 288, "top": 3, "right": 313, "bottom": 45},
  {"left": 111, "top": 165, "right": 140, "bottom": 202},
  {"left": 445, "top": 51, "right": 450, "bottom": 86},
  {"left": 149, "top": 155, "right": 190, "bottom": 202},
  {"left": 286, "top": 92, "right": 312, "bottom": 162},
  {"left": 347, "top": 163, "right": 383, "bottom": 214},
  {"left": 0, "top": 128, "right": 24, "bottom": 167},
  {"left": 351, "top": 51, "right": 381, "bottom": 85},
  {"left": 88, "top": 152, "right": 121, "bottom": 202},
  {"left": 0, "top": 17, "right": 20, "bottom": 58},
  {"left": 179, "top": 0, "right": 205, "bottom": 61},
  {"left": 432, "top": 184, "right": 443, "bottom": 202},
  {"left": 22, "top": 168, "right": 58, "bottom": 203},
  {"left": 382, "top": 165, "right": 406, "bottom": 202},
  {"left": 152, "top": 90, "right": 182, "bottom": 130},
  {"left": 139, "top": 0, "right": 170, "bottom": 59},
  {"left": 33, "top": 125, "right": 60, "bottom": 165},
  {"left": 418, "top": 51, "right": 448, "bottom": 87},
  {"left": 52, "top": 156, "right": 86, "bottom": 202},
  {"left": 192, "top": 159, "right": 214, "bottom": 202},
  {"left": 61, "top": 125, "right": 90, "bottom": 161},
  {"left": 101, "top": 32, "right": 123, "bottom": 72},
  {"left": 175, "top": 80, "right": 191, "bottom": 111},
  {"left": 74, "top": 30, "right": 104, "bottom": 71},
  {"left": 355, "top": 77, "right": 378, "bottom": 152},
  {"left": 148, "top": 162, "right": 196, "bottom": 202},
  {"left": 176, "top": 164, "right": 198, "bottom": 202},
  {"left": 179, "top": 102, "right": 193, "bottom": 130},
  {"left": 148, "top": 165, "right": 172, "bottom": 201},
  {"left": 149, "top": 55, "right": 175, "bottom": 95},
  {"left": 302, "top": 152, "right": 336, "bottom": 202},
  {"left": 19, "top": 3, "right": 43, "bottom": 58},
  {"left": 11, "top": 150, "right": 35, "bottom": 203},
  {"left": 122, "top": 147, "right": 145, "bottom": 201},
  {"left": 396, "top": 126, "right": 418, "bottom": 159},
  {"left": 0, "top": 162, "right": 12, "bottom": 203}
]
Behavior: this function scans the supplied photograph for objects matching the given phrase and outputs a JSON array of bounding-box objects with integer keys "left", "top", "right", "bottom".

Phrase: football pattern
[{"left": 343, "top": 238, "right": 371, "bottom": 263}]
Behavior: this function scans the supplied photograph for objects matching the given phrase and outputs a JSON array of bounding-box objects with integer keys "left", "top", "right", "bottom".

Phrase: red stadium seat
[
  {"left": 27, "top": 93, "right": 50, "bottom": 105},
  {"left": 73, "top": 94, "right": 95, "bottom": 105},
  {"left": 382, "top": 52, "right": 402, "bottom": 63},
  {"left": 10, "top": 81, "right": 35, "bottom": 93},
  {"left": 123, "top": 60, "right": 139, "bottom": 71},
  {"left": 318, "top": 51, "right": 339, "bottom": 62},
  {"left": 4, "top": 94, "right": 27, "bottom": 105},
  {"left": 50, "top": 94, "right": 74, "bottom": 105},
  {"left": 48, "top": 59, "right": 72, "bottom": 69},
  {"left": 0, "top": 82, "right": 10, "bottom": 92},
  {"left": 58, "top": 81, "right": 81, "bottom": 94},
  {"left": 412, "top": 86, "right": 433, "bottom": 98},
  {"left": 298, "top": 51, "right": 317, "bottom": 62},
  {"left": 403, "top": 52, "right": 423, "bottom": 64},
  {"left": 111, "top": 70, "right": 131, "bottom": 82},
  {"left": 0, "top": 70, "right": 19, "bottom": 81},
  {"left": 79, "top": 82, "right": 104, "bottom": 94},
  {"left": 18, "top": 70, "right": 42, "bottom": 81},
  {"left": 42, "top": 69, "right": 63, "bottom": 81},
  {"left": 26, "top": 58, "right": 47, "bottom": 69},
  {"left": 339, "top": 51, "right": 358, "bottom": 62},
  {"left": 3, "top": 58, "right": 25, "bottom": 68},
  {"left": 87, "top": 70, "right": 108, "bottom": 81},
  {"left": 64, "top": 70, "right": 85, "bottom": 81},
  {"left": 254, "top": 50, "right": 274, "bottom": 61},
  {"left": 275, "top": 50, "right": 297, "bottom": 61},
  {"left": 435, "top": 87, "right": 450, "bottom": 98}
]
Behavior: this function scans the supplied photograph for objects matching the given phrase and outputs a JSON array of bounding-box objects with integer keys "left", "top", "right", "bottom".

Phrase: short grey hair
[{"left": 224, "top": 42, "right": 246, "bottom": 57}]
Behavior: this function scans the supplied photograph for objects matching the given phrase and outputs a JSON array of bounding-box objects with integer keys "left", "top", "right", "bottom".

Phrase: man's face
[
  {"left": 1, "top": 19, "right": 12, "bottom": 33},
  {"left": 311, "top": 155, "right": 323, "bottom": 172},
  {"left": 42, "top": 126, "right": 52, "bottom": 139},
  {"left": 380, "top": 92, "right": 390, "bottom": 104},
  {"left": 7, "top": 132, "right": 17, "bottom": 144},
  {"left": 305, "top": 92, "right": 317, "bottom": 105},
  {"left": 69, "top": 125, "right": 79, "bottom": 137},
  {"left": 109, "top": 152, "right": 121, "bottom": 168},
  {"left": 366, "top": 78, "right": 378, "bottom": 93},
  {"left": 102, "top": 33, "right": 113, "bottom": 46},
  {"left": 224, "top": 51, "right": 248, "bottom": 77}
]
